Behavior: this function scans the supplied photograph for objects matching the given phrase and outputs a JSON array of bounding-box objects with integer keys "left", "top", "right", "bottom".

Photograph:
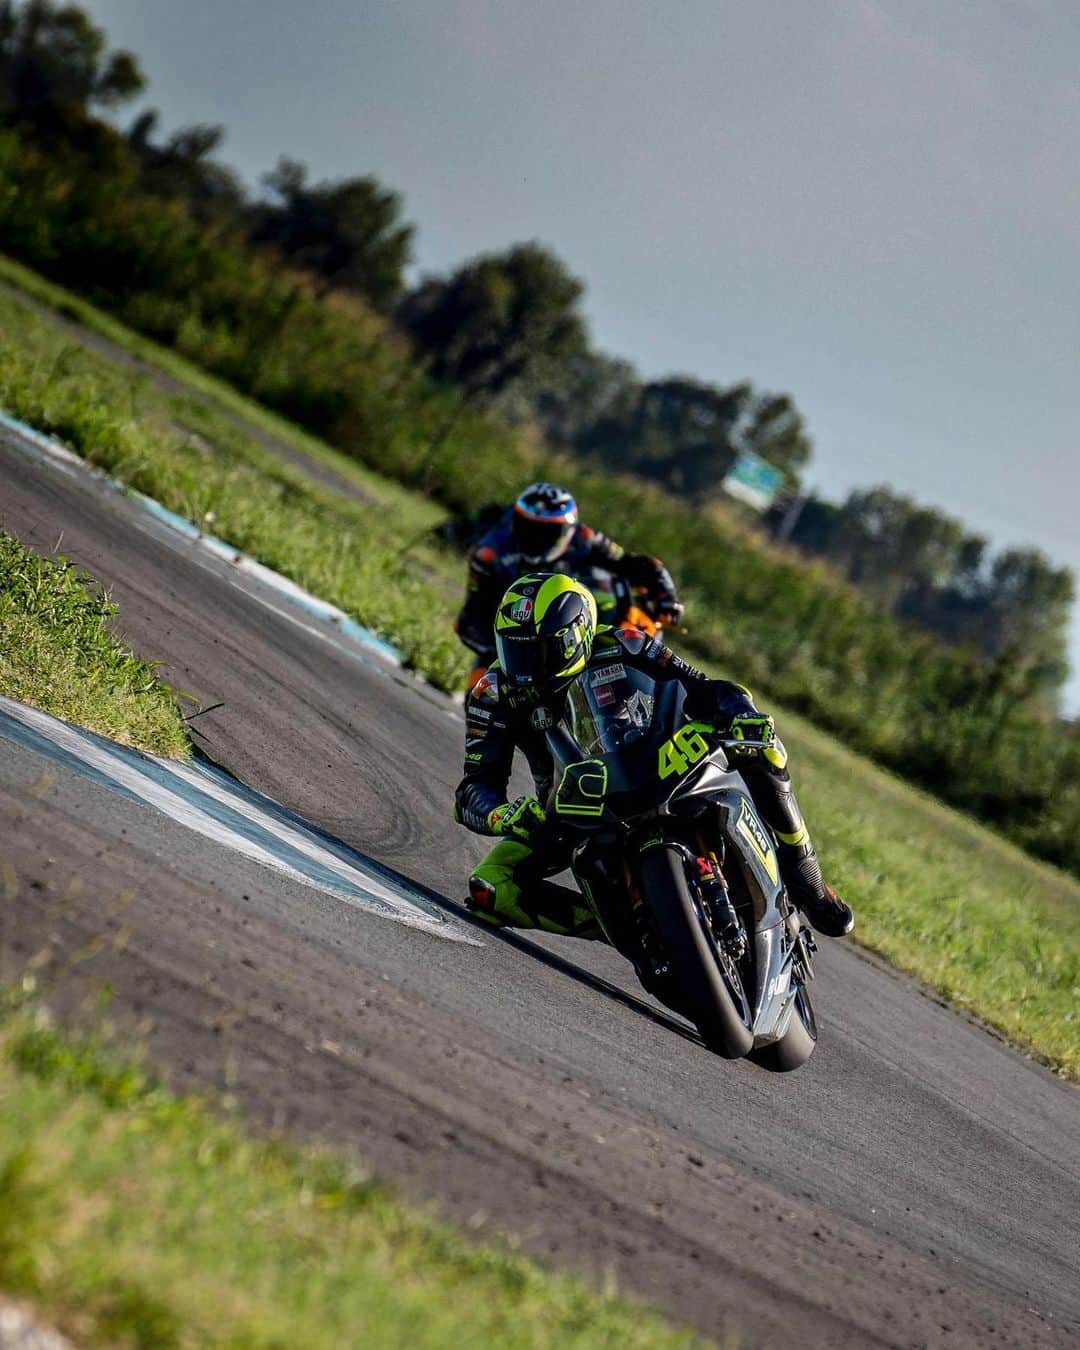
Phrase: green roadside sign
[{"left": 722, "top": 450, "right": 783, "bottom": 511}]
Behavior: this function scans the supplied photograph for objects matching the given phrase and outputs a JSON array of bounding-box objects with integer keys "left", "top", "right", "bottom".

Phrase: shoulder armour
[{"left": 611, "top": 623, "right": 652, "bottom": 658}]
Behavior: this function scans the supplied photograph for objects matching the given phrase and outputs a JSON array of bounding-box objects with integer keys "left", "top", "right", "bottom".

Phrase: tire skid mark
[{"left": 0, "top": 695, "right": 479, "bottom": 945}]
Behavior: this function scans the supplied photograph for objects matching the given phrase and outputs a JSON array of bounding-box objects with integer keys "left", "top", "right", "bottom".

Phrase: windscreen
[{"left": 565, "top": 662, "right": 658, "bottom": 756}]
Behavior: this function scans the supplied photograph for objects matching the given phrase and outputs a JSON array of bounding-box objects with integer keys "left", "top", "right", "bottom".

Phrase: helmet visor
[
  {"left": 497, "top": 614, "right": 591, "bottom": 689},
  {"left": 512, "top": 515, "right": 574, "bottom": 563},
  {"left": 496, "top": 632, "right": 566, "bottom": 687}
]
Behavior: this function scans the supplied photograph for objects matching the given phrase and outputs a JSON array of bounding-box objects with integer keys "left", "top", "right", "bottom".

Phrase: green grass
[
  {"left": 0, "top": 251, "right": 431, "bottom": 513},
  {"left": 0, "top": 531, "right": 189, "bottom": 757},
  {"left": 0, "top": 1001, "right": 703, "bottom": 1349},
  {"left": 0, "top": 267, "right": 1077, "bottom": 1079},
  {"left": 783, "top": 709, "right": 1080, "bottom": 1078},
  {"left": 0, "top": 285, "right": 467, "bottom": 689}
]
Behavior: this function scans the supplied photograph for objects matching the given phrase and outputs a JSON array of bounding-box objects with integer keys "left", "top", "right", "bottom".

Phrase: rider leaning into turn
[
  {"left": 455, "top": 482, "right": 682, "bottom": 678},
  {"left": 453, "top": 573, "right": 854, "bottom": 947}
]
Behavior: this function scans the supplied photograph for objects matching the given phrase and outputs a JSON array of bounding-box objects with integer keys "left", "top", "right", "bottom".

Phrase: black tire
[
  {"left": 637, "top": 845, "right": 754, "bottom": 1058},
  {"left": 749, "top": 983, "right": 817, "bottom": 1072}
]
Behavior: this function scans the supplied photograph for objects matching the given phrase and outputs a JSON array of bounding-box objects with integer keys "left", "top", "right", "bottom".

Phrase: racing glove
[
  {"left": 684, "top": 681, "right": 772, "bottom": 741},
  {"left": 655, "top": 593, "right": 685, "bottom": 625},
  {"left": 726, "top": 711, "right": 776, "bottom": 752},
  {"left": 487, "top": 795, "right": 547, "bottom": 844}
]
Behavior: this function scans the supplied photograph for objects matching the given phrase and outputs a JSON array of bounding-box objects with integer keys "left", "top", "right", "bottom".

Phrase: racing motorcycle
[
  {"left": 545, "top": 661, "right": 819, "bottom": 1070},
  {"left": 591, "top": 571, "right": 666, "bottom": 636}
]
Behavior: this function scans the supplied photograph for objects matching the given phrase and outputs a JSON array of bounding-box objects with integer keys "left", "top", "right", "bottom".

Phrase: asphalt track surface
[{"left": 1, "top": 425, "right": 1078, "bottom": 1348}]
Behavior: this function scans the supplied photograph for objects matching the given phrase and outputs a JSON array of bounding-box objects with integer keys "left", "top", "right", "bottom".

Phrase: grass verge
[
  {"left": 0, "top": 268, "right": 1076, "bottom": 1078},
  {"left": 0, "top": 998, "right": 702, "bottom": 1349},
  {"left": 786, "top": 710, "right": 1080, "bottom": 1078},
  {"left": 0, "top": 531, "right": 189, "bottom": 757},
  {"left": 0, "top": 284, "right": 466, "bottom": 690},
  {"left": 0, "top": 251, "right": 421, "bottom": 511}
]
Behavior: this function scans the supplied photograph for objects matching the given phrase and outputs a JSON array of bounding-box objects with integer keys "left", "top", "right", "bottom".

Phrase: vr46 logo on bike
[
  {"left": 657, "top": 723, "right": 712, "bottom": 780},
  {"left": 735, "top": 799, "right": 779, "bottom": 885}
]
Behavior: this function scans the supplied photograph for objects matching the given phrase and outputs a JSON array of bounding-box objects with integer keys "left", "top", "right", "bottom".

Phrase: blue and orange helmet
[{"left": 511, "top": 482, "right": 578, "bottom": 563}]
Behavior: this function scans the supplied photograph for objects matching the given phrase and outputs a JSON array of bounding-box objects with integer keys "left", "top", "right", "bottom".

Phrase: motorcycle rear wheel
[{"left": 637, "top": 845, "right": 754, "bottom": 1058}]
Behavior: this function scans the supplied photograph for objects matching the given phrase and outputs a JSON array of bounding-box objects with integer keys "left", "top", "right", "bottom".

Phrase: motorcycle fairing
[{"left": 549, "top": 665, "right": 807, "bottom": 1049}]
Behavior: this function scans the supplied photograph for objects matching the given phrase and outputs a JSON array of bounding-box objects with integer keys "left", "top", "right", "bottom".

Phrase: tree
[
  {"left": 634, "top": 377, "right": 748, "bottom": 493},
  {"left": 571, "top": 373, "right": 812, "bottom": 502},
  {"left": 399, "top": 242, "right": 587, "bottom": 401},
  {"left": 518, "top": 348, "right": 639, "bottom": 443},
  {"left": 832, "top": 487, "right": 967, "bottom": 608},
  {"left": 0, "top": 0, "right": 143, "bottom": 132},
  {"left": 249, "top": 157, "right": 413, "bottom": 311},
  {"left": 783, "top": 482, "right": 1074, "bottom": 704},
  {"left": 740, "top": 392, "right": 812, "bottom": 479},
  {"left": 984, "top": 548, "right": 1074, "bottom": 700},
  {"left": 127, "top": 111, "right": 244, "bottom": 221},
  {"left": 578, "top": 376, "right": 751, "bottom": 497}
]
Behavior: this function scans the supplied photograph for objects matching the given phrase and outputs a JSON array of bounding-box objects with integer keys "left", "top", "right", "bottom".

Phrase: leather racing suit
[
  {"left": 455, "top": 512, "right": 678, "bottom": 668},
  {"left": 453, "top": 624, "right": 830, "bottom": 939}
]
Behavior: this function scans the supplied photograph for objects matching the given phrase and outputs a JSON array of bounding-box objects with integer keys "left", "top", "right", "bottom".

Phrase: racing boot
[
  {"left": 737, "top": 746, "right": 854, "bottom": 938},
  {"left": 779, "top": 841, "right": 854, "bottom": 938},
  {"left": 467, "top": 840, "right": 604, "bottom": 939}
]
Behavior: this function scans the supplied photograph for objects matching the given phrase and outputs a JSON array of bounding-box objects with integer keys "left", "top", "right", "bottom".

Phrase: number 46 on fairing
[{"left": 657, "top": 723, "right": 712, "bottom": 780}]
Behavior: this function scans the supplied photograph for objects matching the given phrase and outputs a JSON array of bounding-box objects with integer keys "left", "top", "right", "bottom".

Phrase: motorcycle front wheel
[
  {"left": 637, "top": 845, "right": 754, "bottom": 1058},
  {"left": 749, "top": 981, "right": 817, "bottom": 1072}
]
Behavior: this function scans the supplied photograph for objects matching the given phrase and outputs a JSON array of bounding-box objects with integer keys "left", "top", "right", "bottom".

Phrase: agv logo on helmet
[{"left": 494, "top": 573, "right": 597, "bottom": 694}]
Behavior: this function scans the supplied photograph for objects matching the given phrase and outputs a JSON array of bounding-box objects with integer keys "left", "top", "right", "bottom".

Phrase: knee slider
[{"left": 467, "top": 875, "right": 498, "bottom": 914}]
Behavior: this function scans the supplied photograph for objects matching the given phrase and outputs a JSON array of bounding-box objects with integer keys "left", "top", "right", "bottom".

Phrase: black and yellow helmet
[{"left": 494, "top": 574, "right": 598, "bottom": 694}]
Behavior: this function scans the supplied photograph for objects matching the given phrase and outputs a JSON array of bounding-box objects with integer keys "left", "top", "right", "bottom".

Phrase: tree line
[
  {"left": 1, "top": 0, "right": 1068, "bottom": 696},
  {"left": 1, "top": 0, "right": 1077, "bottom": 875},
  {"left": 768, "top": 488, "right": 1073, "bottom": 712}
]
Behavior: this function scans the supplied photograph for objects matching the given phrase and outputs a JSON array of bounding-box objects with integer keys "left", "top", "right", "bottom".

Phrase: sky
[{"left": 81, "top": 0, "right": 1080, "bottom": 711}]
